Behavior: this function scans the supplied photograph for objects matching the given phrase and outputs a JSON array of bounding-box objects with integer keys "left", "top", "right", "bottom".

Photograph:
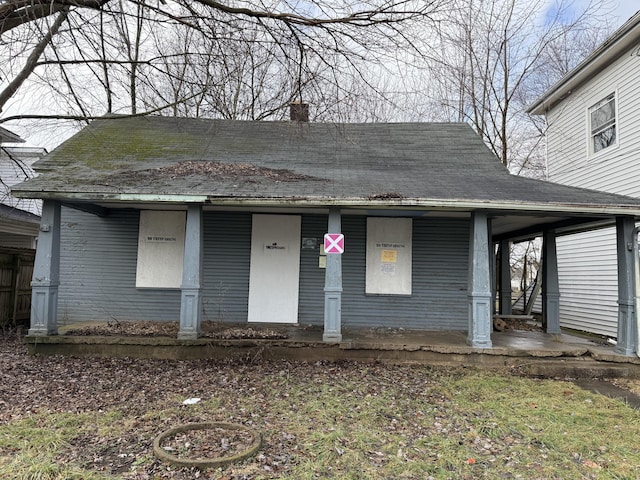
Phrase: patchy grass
[{"left": 1, "top": 339, "right": 640, "bottom": 479}]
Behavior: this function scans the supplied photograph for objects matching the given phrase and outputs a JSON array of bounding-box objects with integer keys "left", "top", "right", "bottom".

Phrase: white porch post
[
  {"left": 29, "top": 200, "right": 61, "bottom": 336},
  {"left": 615, "top": 216, "right": 636, "bottom": 356},
  {"left": 467, "top": 211, "right": 492, "bottom": 348},
  {"left": 542, "top": 230, "right": 561, "bottom": 334},
  {"left": 323, "top": 208, "right": 342, "bottom": 343},
  {"left": 499, "top": 240, "right": 512, "bottom": 315},
  {"left": 179, "top": 205, "right": 203, "bottom": 339}
]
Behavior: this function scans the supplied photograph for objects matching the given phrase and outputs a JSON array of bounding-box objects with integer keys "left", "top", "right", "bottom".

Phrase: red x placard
[{"left": 324, "top": 233, "right": 344, "bottom": 254}]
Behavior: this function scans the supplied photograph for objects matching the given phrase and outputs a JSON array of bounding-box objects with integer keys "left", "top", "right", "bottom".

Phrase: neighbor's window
[{"left": 589, "top": 93, "right": 616, "bottom": 154}]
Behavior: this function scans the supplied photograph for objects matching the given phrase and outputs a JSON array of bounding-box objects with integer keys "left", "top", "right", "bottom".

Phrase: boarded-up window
[
  {"left": 366, "top": 217, "right": 412, "bottom": 295},
  {"left": 136, "top": 210, "right": 186, "bottom": 288}
]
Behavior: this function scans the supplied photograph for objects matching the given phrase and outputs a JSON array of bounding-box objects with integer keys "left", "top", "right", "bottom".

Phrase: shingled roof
[{"left": 11, "top": 116, "right": 640, "bottom": 219}]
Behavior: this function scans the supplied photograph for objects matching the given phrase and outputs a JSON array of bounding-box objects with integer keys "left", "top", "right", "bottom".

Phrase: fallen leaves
[
  {"left": 104, "top": 161, "right": 326, "bottom": 186},
  {"left": 65, "top": 320, "right": 289, "bottom": 340},
  {"left": 160, "top": 426, "right": 256, "bottom": 460},
  {"left": 0, "top": 333, "right": 638, "bottom": 479},
  {"left": 582, "top": 459, "right": 602, "bottom": 469}
]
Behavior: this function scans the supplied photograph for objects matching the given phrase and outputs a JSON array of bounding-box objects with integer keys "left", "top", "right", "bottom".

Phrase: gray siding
[
  {"left": 203, "top": 213, "right": 328, "bottom": 325},
  {"left": 57, "top": 208, "right": 469, "bottom": 329},
  {"left": 59, "top": 209, "right": 254, "bottom": 325},
  {"left": 201, "top": 212, "right": 251, "bottom": 323},
  {"left": 298, "top": 215, "right": 327, "bottom": 325},
  {"left": 57, "top": 207, "right": 182, "bottom": 324},
  {"left": 341, "top": 216, "right": 469, "bottom": 329},
  {"left": 556, "top": 228, "right": 618, "bottom": 336}
]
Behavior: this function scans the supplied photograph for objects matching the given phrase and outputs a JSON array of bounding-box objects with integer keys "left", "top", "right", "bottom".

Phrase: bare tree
[
  {"left": 0, "top": 0, "right": 443, "bottom": 134},
  {"left": 406, "top": 0, "right": 615, "bottom": 305},
  {"left": 421, "top": 0, "right": 613, "bottom": 176}
]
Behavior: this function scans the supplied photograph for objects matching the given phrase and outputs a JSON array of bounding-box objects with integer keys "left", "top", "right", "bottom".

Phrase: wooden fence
[{"left": 0, "top": 248, "right": 34, "bottom": 327}]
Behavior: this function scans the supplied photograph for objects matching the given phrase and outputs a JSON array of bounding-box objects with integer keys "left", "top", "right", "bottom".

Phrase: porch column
[
  {"left": 29, "top": 200, "right": 61, "bottom": 336},
  {"left": 615, "top": 216, "right": 636, "bottom": 356},
  {"left": 467, "top": 211, "right": 492, "bottom": 348},
  {"left": 179, "top": 205, "right": 203, "bottom": 339},
  {"left": 499, "top": 240, "right": 512, "bottom": 314},
  {"left": 323, "top": 208, "right": 342, "bottom": 343},
  {"left": 542, "top": 230, "right": 561, "bottom": 334},
  {"left": 489, "top": 224, "right": 496, "bottom": 314}
]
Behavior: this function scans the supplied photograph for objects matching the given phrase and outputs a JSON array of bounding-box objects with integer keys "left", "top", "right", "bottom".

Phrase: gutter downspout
[{"left": 633, "top": 226, "right": 640, "bottom": 357}]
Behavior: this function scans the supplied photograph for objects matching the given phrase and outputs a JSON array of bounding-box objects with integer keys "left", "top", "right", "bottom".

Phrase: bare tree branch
[{"left": 0, "top": 9, "right": 68, "bottom": 112}]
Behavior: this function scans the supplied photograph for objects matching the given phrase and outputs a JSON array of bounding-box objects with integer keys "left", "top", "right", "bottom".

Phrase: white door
[{"left": 248, "top": 214, "right": 301, "bottom": 323}]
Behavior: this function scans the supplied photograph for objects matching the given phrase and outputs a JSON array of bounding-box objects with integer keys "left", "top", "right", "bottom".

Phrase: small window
[{"left": 589, "top": 93, "right": 616, "bottom": 154}]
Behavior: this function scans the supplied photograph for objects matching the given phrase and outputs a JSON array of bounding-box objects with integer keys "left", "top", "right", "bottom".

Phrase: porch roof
[{"left": 11, "top": 116, "right": 640, "bottom": 237}]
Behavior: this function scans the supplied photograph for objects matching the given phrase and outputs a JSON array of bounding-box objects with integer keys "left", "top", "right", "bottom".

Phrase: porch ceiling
[
  {"left": 58, "top": 199, "right": 618, "bottom": 242},
  {"left": 490, "top": 213, "right": 610, "bottom": 241}
]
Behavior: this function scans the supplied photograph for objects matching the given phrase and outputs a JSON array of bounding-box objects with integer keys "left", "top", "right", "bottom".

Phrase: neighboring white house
[
  {"left": 0, "top": 127, "right": 45, "bottom": 249},
  {"left": 528, "top": 11, "right": 640, "bottom": 337}
]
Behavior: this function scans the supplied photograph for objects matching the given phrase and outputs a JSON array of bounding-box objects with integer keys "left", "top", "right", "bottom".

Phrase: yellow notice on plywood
[
  {"left": 381, "top": 249, "right": 397, "bottom": 263},
  {"left": 366, "top": 217, "right": 412, "bottom": 295}
]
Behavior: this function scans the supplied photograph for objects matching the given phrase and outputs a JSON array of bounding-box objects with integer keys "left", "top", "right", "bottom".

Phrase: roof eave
[
  {"left": 0, "top": 126, "right": 25, "bottom": 144},
  {"left": 12, "top": 190, "right": 640, "bottom": 217},
  {"left": 527, "top": 11, "right": 640, "bottom": 115}
]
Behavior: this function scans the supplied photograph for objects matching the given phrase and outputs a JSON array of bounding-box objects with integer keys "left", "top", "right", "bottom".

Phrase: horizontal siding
[
  {"left": 0, "top": 152, "right": 41, "bottom": 215},
  {"left": 545, "top": 47, "right": 640, "bottom": 337},
  {"left": 0, "top": 233, "right": 35, "bottom": 249},
  {"left": 298, "top": 215, "right": 327, "bottom": 325},
  {"left": 58, "top": 207, "right": 182, "bottom": 323},
  {"left": 556, "top": 228, "right": 618, "bottom": 337},
  {"left": 547, "top": 50, "right": 640, "bottom": 197},
  {"left": 56, "top": 209, "right": 470, "bottom": 330},
  {"left": 59, "top": 210, "right": 254, "bottom": 324},
  {"left": 201, "top": 212, "right": 251, "bottom": 323},
  {"left": 341, "top": 216, "right": 469, "bottom": 330}
]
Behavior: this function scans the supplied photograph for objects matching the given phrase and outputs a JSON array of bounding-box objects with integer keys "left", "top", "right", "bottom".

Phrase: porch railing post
[
  {"left": 615, "top": 216, "right": 636, "bottom": 355},
  {"left": 499, "top": 240, "right": 512, "bottom": 315},
  {"left": 29, "top": 200, "right": 61, "bottom": 336},
  {"left": 542, "top": 230, "right": 561, "bottom": 334},
  {"left": 323, "top": 208, "right": 342, "bottom": 343},
  {"left": 179, "top": 205, "right": 203, "bottom": 339},
  {"left": 467, "top": 211, "right": 492, "bottom": 348}
]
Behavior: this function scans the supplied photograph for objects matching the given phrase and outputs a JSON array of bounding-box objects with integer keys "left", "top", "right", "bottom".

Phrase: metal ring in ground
[{"left": 153, "top": 422, "right": 261, "bottom": 469}]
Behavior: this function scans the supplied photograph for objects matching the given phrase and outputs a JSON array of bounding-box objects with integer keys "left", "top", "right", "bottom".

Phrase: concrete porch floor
[{"left": 24, "top": 322, "right": 640, "bottom": 378}]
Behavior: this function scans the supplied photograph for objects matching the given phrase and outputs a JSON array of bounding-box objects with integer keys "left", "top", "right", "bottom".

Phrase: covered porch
[{"left": 26, "top": 199, "right": 640, "bottom": 357}]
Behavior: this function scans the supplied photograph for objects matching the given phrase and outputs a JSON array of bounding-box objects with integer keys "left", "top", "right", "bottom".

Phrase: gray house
[{"left": 12, "top": 115, "right": 640, "bottom": 353}]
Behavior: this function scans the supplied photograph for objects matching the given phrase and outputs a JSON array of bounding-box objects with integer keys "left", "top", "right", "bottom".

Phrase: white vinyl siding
[
  {"left": 556, "top": 228, "right": 618, "bottom": 336},
  {"left": 545, "top": 42, "right": 640, "bottom": 338},
  {"left": 547, "top": 53, "right": 640, "bottom": 195}
]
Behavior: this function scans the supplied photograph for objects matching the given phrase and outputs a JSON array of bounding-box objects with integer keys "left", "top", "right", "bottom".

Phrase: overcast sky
[{"left": 6, "top": 1, "right": 640, "bottom": 150}]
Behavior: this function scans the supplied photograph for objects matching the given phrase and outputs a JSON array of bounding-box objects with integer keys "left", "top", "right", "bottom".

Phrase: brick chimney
[{"left": 290, "top": 101, "right": 309, "bottom": 122}]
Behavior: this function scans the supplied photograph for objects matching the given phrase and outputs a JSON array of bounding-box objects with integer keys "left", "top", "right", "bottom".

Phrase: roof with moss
[{"left": 11, "top": 115, "right": 640, "bottom": 214}]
